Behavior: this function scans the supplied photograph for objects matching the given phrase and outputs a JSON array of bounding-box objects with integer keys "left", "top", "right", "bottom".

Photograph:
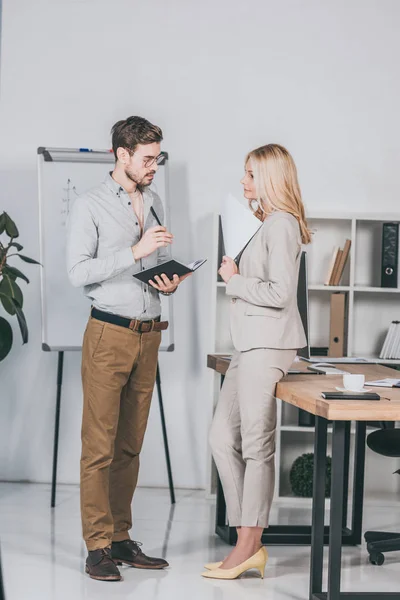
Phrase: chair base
[{"left": 364, "top": 531, "right": 400, "bottom": 565}]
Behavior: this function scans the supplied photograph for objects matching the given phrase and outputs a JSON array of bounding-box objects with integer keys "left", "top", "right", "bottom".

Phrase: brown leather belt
[{"left": 91, "top": 307, "right": 169, "bottom": 333}]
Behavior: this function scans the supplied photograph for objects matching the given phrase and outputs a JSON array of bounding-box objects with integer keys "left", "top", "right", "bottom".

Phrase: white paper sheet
[
  {"left": 220, "top": 193, "right": 260, "bottom": 259},
  {"left": 365, "top": 378, "right": 400, "bottom": 387}
]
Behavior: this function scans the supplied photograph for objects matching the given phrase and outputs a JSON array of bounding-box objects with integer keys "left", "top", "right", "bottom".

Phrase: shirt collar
[
  {"left": 104, "top": 172, "right": 153, "bottom": 222},
  {"left": 104, "top": 172, "right": 126, "bottom": 197},
  {"left": 104, "top": 172, "right": 152, "bottom": 201}
]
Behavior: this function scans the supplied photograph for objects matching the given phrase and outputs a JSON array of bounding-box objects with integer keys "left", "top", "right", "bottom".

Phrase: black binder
[{"left": 381, "top": 223, "right": 399, "bottom": 288}]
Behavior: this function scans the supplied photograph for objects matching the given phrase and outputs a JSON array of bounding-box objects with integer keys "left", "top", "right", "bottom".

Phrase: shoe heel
[
  {"left": 115, "top": 561, "right": 122, "bottom": 566},
  {"left": 85, "top": 565, "right": 89, "bottom": 574},
  {"left": 258, "top": 567, "right": 265, "bottom": 579}
]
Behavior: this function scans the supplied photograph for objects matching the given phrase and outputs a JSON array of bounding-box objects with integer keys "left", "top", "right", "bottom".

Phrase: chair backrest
[{"left": 367, "top": 427, "right": 400, "bottom": 458}]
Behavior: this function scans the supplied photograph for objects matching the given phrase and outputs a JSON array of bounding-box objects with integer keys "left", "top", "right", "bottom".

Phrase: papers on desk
[
  {"left": 300, "top": 356, "right": 368, "bottom": 364},
  {"left": 365, "top": 378, "right": 400, "bottom": 388},
  {"left": 307, "top": 363, "right": 347, "bottom": 375}
]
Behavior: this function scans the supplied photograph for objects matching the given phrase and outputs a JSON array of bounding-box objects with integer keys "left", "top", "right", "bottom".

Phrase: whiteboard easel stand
[
  {"left": 0, "top": 543, "right": 5, "bottom": 600},
  {"left": 44, "top": 346, "right": 176, "bottom": 508}
]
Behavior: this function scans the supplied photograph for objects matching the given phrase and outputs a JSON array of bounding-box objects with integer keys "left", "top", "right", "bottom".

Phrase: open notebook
[{"left": 133, "top": 258, "right": 207, "bottom": 284}]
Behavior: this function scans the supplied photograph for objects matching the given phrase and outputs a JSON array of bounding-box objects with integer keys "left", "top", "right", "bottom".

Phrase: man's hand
[
  {"left": 132, "top": 226, "right": 173, "bottom": 261},
  {"left": 218, "top": 256, "right": 238, "bottom": 283},
  {"left": 149, "top": 272, "right": 192, "bottom": 294}
]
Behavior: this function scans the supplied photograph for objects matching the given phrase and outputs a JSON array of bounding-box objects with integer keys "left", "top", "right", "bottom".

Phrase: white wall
[{"left": 0, "top": 0, "right": 399, "bottom": 488}]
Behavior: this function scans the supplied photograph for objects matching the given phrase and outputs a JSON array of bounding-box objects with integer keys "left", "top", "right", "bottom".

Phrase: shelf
[
  {"left": 307, "top": 213, "right": 354, "bottom": 220},
  {"left": 355, "top": 356, "right": 400, "bottom": 365},
  {"left": 281, "top": 425, "right": 356, "bottom": 434},
  {"left": 308, "top": 212, "right": 400, "bottom": 222},
  {"left": 276, "top": 495, "right": 332, "bottom": 505},
  {"left": 354, "top": 286, "right": 400, "bottom": 294},
  {"left": 219, "top": 283, "right": 400, "bottom": 294},
  {"left": 309, "top": 285, "right": 350, "bottom": 292}
]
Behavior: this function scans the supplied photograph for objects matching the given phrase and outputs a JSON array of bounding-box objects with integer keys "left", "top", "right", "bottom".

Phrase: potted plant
[
  {"left": 290, "top": 452, "right": 332, "bottom": 497},
  {"left": 0, "top": 212, "right": 40, "bottom": 361}
]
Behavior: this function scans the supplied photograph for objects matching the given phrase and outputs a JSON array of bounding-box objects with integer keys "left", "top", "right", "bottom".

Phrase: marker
[
  {"left": 79, "top": 148, "right": 113, "bottom": 153},
  {"left": 150, "top": 206, "right": 163, "bottom": 227}
]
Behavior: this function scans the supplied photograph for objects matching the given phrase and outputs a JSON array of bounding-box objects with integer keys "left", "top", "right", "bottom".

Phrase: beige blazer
[{"left": 225, "top": 211, "right": 307, "bottom": 352}]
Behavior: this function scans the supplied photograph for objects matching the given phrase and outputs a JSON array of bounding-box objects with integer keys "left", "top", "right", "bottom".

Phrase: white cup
[{"left": 343, "top": 373, "right": 365, "bottom": 392}]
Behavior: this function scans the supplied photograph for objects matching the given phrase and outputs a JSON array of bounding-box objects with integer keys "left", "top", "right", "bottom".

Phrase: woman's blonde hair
[{"left": 246, "top": 144, "right": 312, "bottom": 245}]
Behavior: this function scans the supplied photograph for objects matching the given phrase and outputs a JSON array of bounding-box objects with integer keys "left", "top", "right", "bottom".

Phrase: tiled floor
[{"left": 0, "top": 483, "right": 399, "bottom": 599}]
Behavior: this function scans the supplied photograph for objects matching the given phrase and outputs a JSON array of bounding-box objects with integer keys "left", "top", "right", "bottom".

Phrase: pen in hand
[{"left": 150, "top": 206, "right": 162, "bottom": 227}]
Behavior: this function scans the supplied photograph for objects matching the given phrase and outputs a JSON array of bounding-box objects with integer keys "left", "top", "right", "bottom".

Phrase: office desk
[{"left": 208, "top": 355, "right": 400, "bottom": 600}]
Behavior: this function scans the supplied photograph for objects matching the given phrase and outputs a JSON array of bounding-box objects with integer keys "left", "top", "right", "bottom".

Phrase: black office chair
[{"left": 364, "top": 423, "right": 400, "bottom": 566}]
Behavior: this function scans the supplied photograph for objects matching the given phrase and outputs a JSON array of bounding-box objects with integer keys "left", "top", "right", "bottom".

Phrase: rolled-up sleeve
[{"left": 66, "top": 199, "right": 135, "bottom": 288}]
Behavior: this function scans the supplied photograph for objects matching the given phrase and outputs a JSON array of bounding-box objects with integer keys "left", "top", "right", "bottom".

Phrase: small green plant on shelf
[{"left": 0, "top": 212, "right": 41, "bottom": 361}]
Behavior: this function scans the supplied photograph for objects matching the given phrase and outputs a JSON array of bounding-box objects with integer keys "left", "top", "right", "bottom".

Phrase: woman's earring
[
  {"left": 251, "top": 199, "right": 267, "bottom": 214},
  {"left": 250, "top": 199, "right": 260, "bottom": 213}
]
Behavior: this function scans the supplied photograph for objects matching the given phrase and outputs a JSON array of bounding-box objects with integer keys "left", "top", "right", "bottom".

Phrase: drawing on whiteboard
[{"left": 61, "top": 179, "right": 79, "bottom": 225}]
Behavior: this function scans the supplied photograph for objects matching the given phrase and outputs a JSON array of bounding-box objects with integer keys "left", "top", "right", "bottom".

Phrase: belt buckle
[
  {"left": 142, "top": 319, "right": 155, "bottom": 333},
  {"left": 129, "top": 319, "right": 140, "bottom": 332}
]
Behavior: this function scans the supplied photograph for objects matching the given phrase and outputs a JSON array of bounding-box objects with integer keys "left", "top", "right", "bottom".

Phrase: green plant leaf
[
  {"left": 2, "top": 266, "right": 17, "bottom": 280},
  {"left": 0, "top": 275, "right": 13, "bottom": 298},
  {"left": 2, "top": 265, "right": 30, "bottom": 284},
  {"left": 0, "top": 275, "right": 23, "bottom": 308},
  {"left": 0, "top": 316, "right": 13, "bottom": 361},
  {"left": 12, "top": 301, "right": 28, "bottom": 344},
  {"left": 11, "top": 279, "right": 23, "bottom": 308},
  {"left": 4, "top": 213, "right": 19, "bottom": 238},
  {"left": 14, "top": 254, "right": 41, "bottom": 265},
  {"left": 0, "top": 291, "right": 16, "bottom": 315},
  {"left": 9, "top": 242, "right": 23, "bottom": 252},
  {"left": 0, "top": 213, "right": 6, "bottom": 236}
]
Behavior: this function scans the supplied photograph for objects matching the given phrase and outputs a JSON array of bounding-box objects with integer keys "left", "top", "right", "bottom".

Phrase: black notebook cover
[{"left": 133, "top": 259, "right": 207, "bottom": 284}]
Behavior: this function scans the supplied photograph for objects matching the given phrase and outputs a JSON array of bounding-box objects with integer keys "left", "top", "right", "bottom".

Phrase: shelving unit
[{"left": 207, "top": 212, "right": 400, "bottom": 501}]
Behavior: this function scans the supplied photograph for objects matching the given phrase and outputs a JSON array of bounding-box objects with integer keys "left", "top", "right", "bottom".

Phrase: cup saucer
[{"left": 335, "top": 386, "right": 372, "bottom": 393}]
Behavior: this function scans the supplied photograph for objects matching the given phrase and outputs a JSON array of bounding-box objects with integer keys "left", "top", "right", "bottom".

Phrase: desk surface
[{"left": 207, "top": 354, "right": 400, "bottom": 421}]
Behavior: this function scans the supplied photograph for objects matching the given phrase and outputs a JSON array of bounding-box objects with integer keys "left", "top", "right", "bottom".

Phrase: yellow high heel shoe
[
  {"left": 203, "top": 561, "right": 223, "bottom": 570},
  {"left": 201, "top": 547, "right": 268, "bottom": 580}
]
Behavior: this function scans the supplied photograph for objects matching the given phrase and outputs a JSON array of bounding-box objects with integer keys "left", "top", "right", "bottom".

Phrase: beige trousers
[
  {"left": 80, "top": 317, "right": 161, "bottom": 551},
  {"left": 210, "top": 348, "right": 296, "bottom": 528}
]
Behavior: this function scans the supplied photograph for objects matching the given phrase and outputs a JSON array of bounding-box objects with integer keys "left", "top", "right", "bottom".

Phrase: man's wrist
[{"left": 131, "top": 245, "right": 141, "bottom": 261}]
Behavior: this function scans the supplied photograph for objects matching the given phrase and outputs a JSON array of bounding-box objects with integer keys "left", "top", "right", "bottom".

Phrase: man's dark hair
[{"left": 111, "top": 116, "right": 163, "bottom": 159}]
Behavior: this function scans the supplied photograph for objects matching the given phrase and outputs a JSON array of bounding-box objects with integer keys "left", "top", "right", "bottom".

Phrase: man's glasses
[{"left": 142, "top": 154, "right": 165, "bottom": 168}]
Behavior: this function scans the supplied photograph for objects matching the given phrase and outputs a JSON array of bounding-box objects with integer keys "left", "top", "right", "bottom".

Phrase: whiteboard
[{"left": 37, "top": 147, "right": 174, "bottom": 352}]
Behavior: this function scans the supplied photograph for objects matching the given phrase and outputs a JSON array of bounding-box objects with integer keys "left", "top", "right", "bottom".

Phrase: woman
[{"left": 203, "top": 144, "right": 311, "bottom": 580}]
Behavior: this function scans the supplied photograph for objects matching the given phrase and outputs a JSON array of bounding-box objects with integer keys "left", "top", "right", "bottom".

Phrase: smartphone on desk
[{"left": 321, "top": 392, "right": 380, "bottom": 400}]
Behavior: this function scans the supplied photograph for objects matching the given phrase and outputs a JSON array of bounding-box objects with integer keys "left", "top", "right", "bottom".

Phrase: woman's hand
[{"left": 218, "top": 256, "right": 238, "bottom": 283}]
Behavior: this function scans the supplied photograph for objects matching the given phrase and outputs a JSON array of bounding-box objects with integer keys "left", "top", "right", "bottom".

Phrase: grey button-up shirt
[{"left": 66, "top": 173, "right": 170, "bottom": 319}]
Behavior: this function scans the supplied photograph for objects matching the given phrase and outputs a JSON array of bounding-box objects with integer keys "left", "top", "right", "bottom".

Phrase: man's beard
[{"left": 125, "top": 166, "right": 155, "bottom": 189}]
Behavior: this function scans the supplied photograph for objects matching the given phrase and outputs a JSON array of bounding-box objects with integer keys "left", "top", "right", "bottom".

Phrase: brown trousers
[{"left": 80, "top": 316, "right": 161, "bottom": 551}]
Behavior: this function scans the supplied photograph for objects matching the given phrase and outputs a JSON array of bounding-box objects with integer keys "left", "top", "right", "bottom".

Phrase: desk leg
[
  {"left": 351, "top": 422, "right": 366, "bottom": 542},
  {"left": 341, "top": 422, "right": 351, "bottom": 529},
  {"left": 310, "top": 416, "right": 328, "bottom": 599},
  {"left": 215, "top": 374, "right": 226, "bottom": 529},
  {"left": 327, "top": 420, "right": 346, "bottom": 600}
]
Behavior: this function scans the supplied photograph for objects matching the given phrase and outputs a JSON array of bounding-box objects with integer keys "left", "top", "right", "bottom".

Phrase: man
[{"left": 66, "top": 116, "right": 185, "bottom": 581}]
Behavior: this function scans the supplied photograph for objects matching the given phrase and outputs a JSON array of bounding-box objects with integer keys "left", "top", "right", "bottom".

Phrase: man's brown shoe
[
  {"left": 85, "top": 547, "right": 122, "bottom": 581},
  {"left": 111, "top": 540, "right": 169, "bottom": 570}
]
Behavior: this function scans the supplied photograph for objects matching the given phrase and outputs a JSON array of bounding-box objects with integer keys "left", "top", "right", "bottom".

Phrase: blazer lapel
[{"left": 234, "top": 225, "right": 263, "bottom": 266}]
